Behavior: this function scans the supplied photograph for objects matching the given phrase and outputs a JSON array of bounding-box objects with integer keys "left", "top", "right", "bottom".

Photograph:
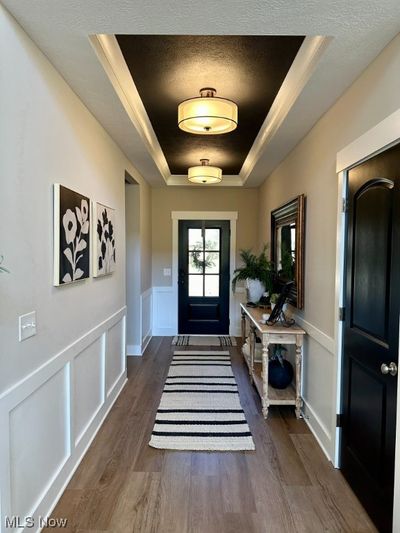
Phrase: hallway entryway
[{"left": 44, "top": 338, "right": 376, "bottom": 532}]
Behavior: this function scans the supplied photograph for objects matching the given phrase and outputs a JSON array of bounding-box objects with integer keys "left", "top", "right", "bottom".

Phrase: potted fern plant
[{"left": 232, "top": 246, "right": 274, "bottom": 303}]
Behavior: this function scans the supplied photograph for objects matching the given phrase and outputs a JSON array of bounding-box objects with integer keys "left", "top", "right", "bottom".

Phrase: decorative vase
[
  {"left": 246, "top": 278, "right": 265, "bottom": 303},
  {"left": 268, "top": 359, "right": 294, "bottom": 389}
]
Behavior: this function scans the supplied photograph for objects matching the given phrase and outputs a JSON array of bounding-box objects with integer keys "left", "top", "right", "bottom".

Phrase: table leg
[
  {"left": 241, "top": 311, "right": 246, "bottom": 343},
  {"left": 249, "top": 325, "right": 256, "bottom": 383},
  {"left": 295, "top": 336, "right": 303, "bottom": 419},
  {"left": 261, "top": 335, "right": 269, "bottom": 419}
]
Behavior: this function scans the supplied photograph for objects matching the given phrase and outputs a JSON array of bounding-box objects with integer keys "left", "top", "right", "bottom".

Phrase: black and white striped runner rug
[
  {"left": 172, "top": 335, "right": 237, "bottom": 347},
  {"left": 149, "top": 351, "right": 255, "bottom": 451}
]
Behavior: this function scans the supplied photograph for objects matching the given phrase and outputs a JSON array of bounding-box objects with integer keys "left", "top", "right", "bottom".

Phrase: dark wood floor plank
[
  {"left": 109, "top": 471, "right": 161, "bottom": 533},
  {"left": 279, "top": 406, "right": 311, "bottom": 435},
  {"left": 219, "top": 453, "right": 257, "bottom": 514},
  {"left": 283, "top": 485, "right": 335, "bottom": 533},
  {"left": 189, "top": 475, "right": 225, "bottom": 533},
  {"left": 291, "top": 434, "right": 377, "bottom": 532},
  {"left": 41, "top": 489, "right": 84, "bottom": 532},
  {"left": 191, "top": 451, "right": 220, "bottom": 476},
  {"left": 217, "top": 512, "right": 259, "bottom": 533},
  {"left": 158, "top": 451, "right": 192, "bottom": 533},
  {"left": 245, "top": 443, "right": 297, "bottom": 532},
  {"left": 264, "top": 414, "right": 312, "bottom": 486},
  {"left": 46, "top": 336, "right": 375, "bottom": 532}
]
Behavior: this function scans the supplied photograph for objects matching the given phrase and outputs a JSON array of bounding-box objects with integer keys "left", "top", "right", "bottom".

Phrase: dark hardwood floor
[{"left": 44, "top": 337, "right": 376, "bottom": 532}]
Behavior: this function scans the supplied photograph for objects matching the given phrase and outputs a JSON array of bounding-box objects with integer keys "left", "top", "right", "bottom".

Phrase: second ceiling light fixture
[{"left": 178, "top": 87, "right": 238, "bottom": 184}]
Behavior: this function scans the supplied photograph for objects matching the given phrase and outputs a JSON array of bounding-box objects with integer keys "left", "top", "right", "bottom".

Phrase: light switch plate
[
  {"left": 163, "top": 268, "right": 171, "bottom": 277},
  {"left": 19, "top": 311, "right": 37, "bottom": 342}
]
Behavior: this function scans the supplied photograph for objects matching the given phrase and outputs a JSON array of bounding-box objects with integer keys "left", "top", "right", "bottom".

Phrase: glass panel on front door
[{"left": 187, "top": 227, "right": 221, "bottom": 297}]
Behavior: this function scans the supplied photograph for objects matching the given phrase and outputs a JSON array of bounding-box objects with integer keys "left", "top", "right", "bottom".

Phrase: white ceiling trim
[
  {"left": 240, "top": 36, "right": 331, "bottom": 184},
  {"left": 90, "top": 34, "right": 171, "bottom": 184},
  {"left": 167, "top": 175, "right": 243, "bottom": 187},
  {"left": 171, "top": 211, "right": 238, "bottom": 220},
  {"left": 91, "top": 33, "right": 330, "bottom": 188},
  {"left": 336, "top": 108, "right": 400, "bottom": 172}
]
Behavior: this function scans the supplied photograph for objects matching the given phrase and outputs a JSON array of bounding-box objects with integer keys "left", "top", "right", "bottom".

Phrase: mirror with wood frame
[{"left": 271, "top": 194, "right": 305, "bottom": 309}]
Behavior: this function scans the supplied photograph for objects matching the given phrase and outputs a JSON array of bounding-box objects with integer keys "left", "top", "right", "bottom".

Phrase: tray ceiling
[
  {"left": 116, "top": 35, "right": 304, "bottom": 175},
  {"left": 5, "top": 0, "right": 400, "bottom": 187}
]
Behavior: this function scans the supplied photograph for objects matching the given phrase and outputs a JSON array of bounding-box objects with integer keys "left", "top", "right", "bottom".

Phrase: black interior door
[
  {"left": 342, "top": 144, "right": 400, "bottom": 533},
  {"left": 178, "top": 220, "right": 230, "bottom": 334}
]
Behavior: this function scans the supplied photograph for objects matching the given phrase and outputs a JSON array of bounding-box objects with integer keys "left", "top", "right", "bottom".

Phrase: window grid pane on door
[
  {"left": 189, "top": 228, "right": 204, "bottom": 251},
  {"left": 205, "top": 228, "right": 220, "bottom": 251},
  {"left": 189, "top": 275, "right": 203, "bottom": 296},
  {"left": 189, "top": 251, "right": 204, "bottom": 273},
  {"left": 205, "top": 275, "right": 219, "bottom": 297},
  {"left": 205, "top": 252, "right": 219, "bottom": 273}
]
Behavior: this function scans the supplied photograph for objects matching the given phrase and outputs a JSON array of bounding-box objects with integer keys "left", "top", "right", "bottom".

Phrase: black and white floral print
[
  {"left": 62, "top": 199, "right": 89, "bottom": 282},
  {"left": 94, "top": 203, "right": 116, "bottom": 276},
  {"left": 54, "top": 185, "right": 90, "bottom": 285}
]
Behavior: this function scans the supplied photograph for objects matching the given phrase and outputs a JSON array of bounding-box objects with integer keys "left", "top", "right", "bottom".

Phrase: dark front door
[
  {"left": 178, "top": 220, "right": 230, "bottom": 334},
  {"left": 342, "top": 144, "right": 400, "bottom": 533}
]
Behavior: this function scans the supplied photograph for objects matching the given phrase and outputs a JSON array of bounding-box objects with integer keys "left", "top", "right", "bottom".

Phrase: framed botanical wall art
[
  {"left": 53, "top": 184, "right": 90, "bottom": 286},
  {"left": 93, "top": 202, "right": 116, "bottom": 277}
]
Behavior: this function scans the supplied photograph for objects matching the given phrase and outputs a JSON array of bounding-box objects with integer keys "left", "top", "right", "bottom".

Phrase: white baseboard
[
  {"left": 141, "top": 332, "right": 152, "bottom": 354},
  {"left": 302, "top": 399, "right": 333, "bottom": 462},
  {"left": 141, "top": 288, "right": 152, "bottom": 353},
  {"left": 152, "top": 326, "right": 176, "bottom": 336},
  {"left": 0, "top": 307, "right": 127, "bottom": 532},
  {"left": 126, "top": 344, "right": 142, "bottom": 356}
]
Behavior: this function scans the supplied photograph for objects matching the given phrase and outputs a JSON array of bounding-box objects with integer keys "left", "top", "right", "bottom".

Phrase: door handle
[{"left": 381, "top": 362, "right": 398, "bottom": 376}]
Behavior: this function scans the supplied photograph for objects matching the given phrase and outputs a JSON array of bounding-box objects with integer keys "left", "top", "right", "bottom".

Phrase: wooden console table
[{"left": 240, "top": 303, "right": 306, "bottom": 419}]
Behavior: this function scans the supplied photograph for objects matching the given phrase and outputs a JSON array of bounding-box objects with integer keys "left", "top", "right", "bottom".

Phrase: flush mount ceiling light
[
  {"left": 178, "top": 88, "right": 238, "bottom": 135},
  {"left": 188, "top": 159, "right": 222, "bottom": 184}
]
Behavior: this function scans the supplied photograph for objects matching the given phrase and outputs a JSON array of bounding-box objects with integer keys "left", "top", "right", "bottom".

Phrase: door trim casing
[
  {"left": 335, "top": 108, "right": 400, "bottom": 529},
  {"left": 171, "top": 211, "right": 238, "bottom": 336}
]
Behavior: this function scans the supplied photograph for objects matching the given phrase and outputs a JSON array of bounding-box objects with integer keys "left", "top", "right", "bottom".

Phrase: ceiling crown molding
[
  {"left": 91, "top": 33, "right": 329, "bottom": 187},
  {"left": 239, "top": 35, "right": 331, "bottom": 184},
  {"left": 90, "top": 33, "right": 171, "bottom": 184}
]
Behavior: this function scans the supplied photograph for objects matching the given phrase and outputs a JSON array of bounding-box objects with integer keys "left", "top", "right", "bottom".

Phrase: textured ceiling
[
  {"left": 3, "top": 0, "right": 400, "bottom": 186},
  {"left": 117, "top": 35, "right": 304, "bottom": 174}
]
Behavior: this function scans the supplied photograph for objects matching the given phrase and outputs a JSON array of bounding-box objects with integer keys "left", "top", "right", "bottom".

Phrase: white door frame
[
  {"left": 334, "top": 108, "right": 400, "bottom": 529},
  {"left": 171, "top": 211, "right": 238, "bottom": 336}
]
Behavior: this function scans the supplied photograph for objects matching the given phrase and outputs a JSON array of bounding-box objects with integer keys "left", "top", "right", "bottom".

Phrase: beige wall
[
  {"left": 257, "top": 33, "right": 400, "bottom": 461},
  {"left": 259, "top": 32, "right": 400, "bottom": 337},
  {"left": 0, "top": 7, "right": 154, "bottom": 526},
  {"left": 0, "top": 5, "right": 154, "bottom": 391},
  {"left": 151, "top": 187, "right": 259, "bottom": 286}
]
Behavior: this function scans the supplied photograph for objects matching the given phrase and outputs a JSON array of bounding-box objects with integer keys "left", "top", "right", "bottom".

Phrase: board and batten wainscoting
[
  {"left": 294, "top": 314, "right": 336, "bottom": 462},
  {"left": 126, "top": 288, "right": 153, "bottom": 356},
  {"left": 0, "top": 308, "right": 127, "bottom": 532},
  {"left": 152, "top": 285, "right": 247, "bottom": 338}
]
